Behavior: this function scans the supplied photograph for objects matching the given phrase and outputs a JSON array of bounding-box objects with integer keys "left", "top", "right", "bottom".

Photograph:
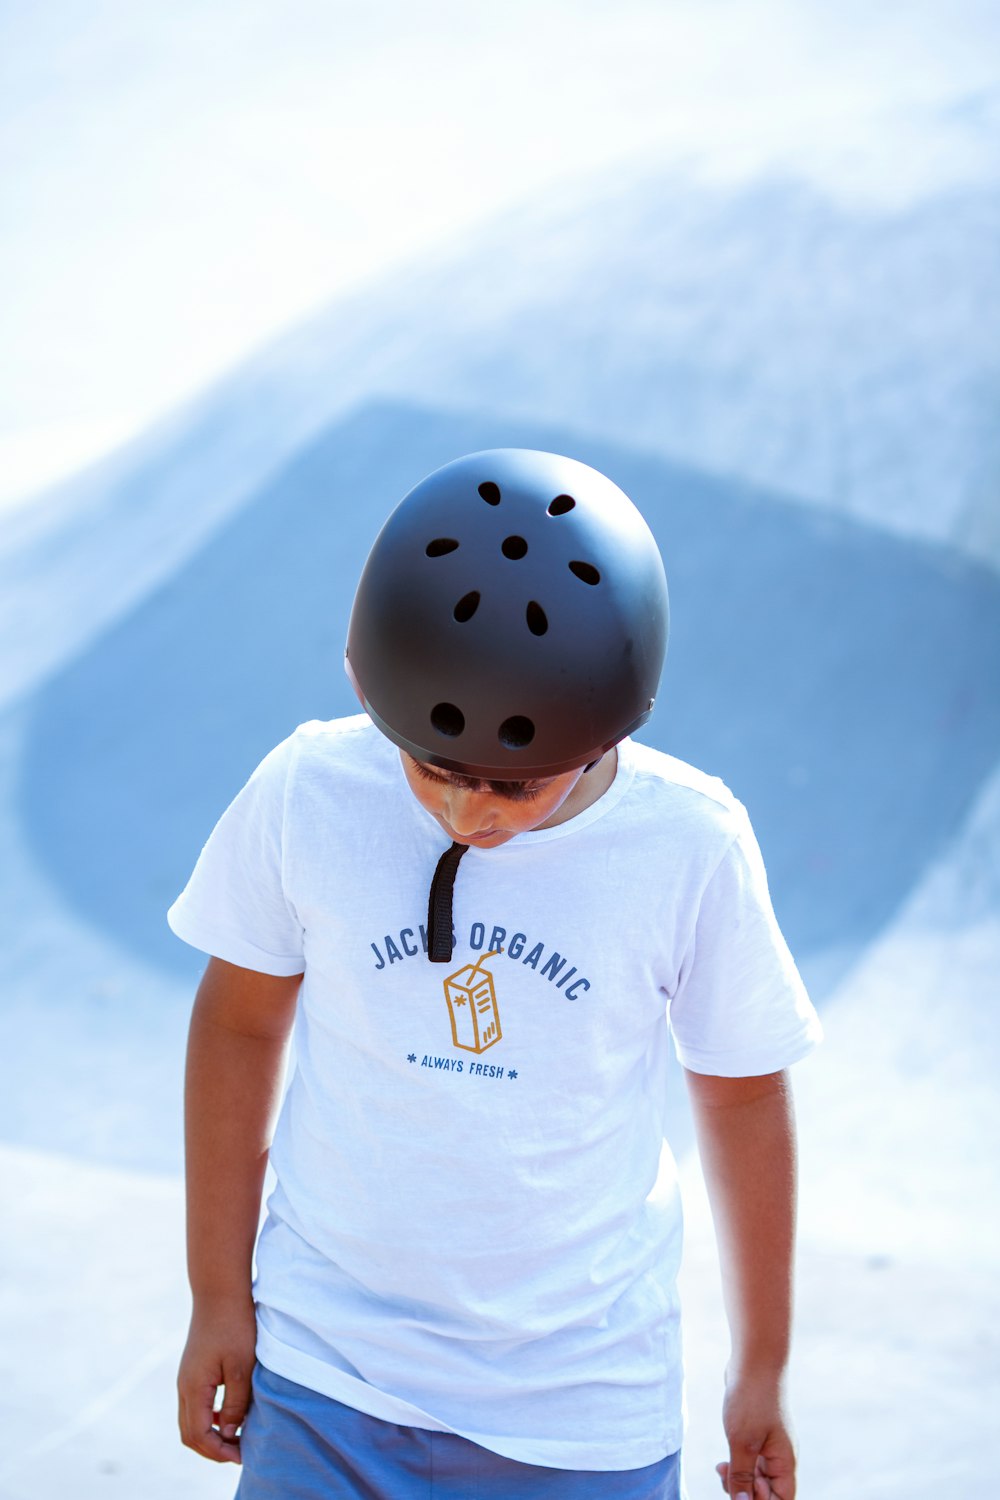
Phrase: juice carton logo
[{"left": 443, "top": 950, "right": 502, "bottom": 1054}]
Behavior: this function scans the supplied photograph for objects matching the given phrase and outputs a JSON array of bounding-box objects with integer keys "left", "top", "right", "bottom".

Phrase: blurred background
[{"left": 1, "top": 2, "right": 998, "bottom": 1495}]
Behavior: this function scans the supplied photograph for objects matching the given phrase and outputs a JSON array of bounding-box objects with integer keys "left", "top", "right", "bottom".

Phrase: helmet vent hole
[
  {"left": 498, "top": 715, "right": 535, "bottom": 749},
  {"left": 526, "top": 601, "right": 548, "bottom": 636},
  {"left": 548, "top": 494, "right": 575, "bottom": 516},
  {"left": 431, "top": 702, "right": 465, "bottom": 738},
  {"left": 501, "top": 535, "right": 528, "bottom": 560},
  {"left": 478, "top": 481, "right": 501, "bottom": 505},
  {"left": 453, "top": 591, "right": 480, "bottom": 622},
  {"left": 569, "top": 560, "right": 601, "bottom": 586},
  {"left": 426, "top": 537, "right": 459, "bottom": 557}
]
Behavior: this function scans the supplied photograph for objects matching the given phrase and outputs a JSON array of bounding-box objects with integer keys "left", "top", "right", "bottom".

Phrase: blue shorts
[{"left": 235, "top": 1364, "right": 683, "bottom": 1499}]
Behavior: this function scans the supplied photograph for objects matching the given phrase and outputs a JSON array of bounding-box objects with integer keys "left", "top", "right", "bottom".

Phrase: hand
[
  {"left": 715, "top": 1368, "right": 796, "bottom": 1499},
  {"left": 177, "top": 1292, "right": 258, "bottom": 1464}
]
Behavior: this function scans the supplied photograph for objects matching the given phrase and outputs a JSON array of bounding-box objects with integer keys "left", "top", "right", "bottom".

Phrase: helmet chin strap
[{"left": 427, "top": 841, "right": 470, "bottom": 963}]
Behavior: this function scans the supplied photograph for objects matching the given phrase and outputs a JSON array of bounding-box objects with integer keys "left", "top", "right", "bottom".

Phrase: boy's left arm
[{"left": 684, "top": 1067, "right": 799, "bottom": 1500}]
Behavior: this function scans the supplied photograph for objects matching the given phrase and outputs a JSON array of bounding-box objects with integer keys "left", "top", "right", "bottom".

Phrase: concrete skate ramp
[{"left": 19, "top": 400, "right": 1000, "bottom": 992}]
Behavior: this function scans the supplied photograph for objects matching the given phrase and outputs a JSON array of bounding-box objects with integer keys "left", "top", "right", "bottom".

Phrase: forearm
[
  {"left": 184, "top": 967, "right": 295, "bottom": 1303},
  {"left": 686, "top": 1068, "right": 797, "bottom": 1375},
  {"left": 178, "top": 961, "right": 300, "bottom": 1462}
]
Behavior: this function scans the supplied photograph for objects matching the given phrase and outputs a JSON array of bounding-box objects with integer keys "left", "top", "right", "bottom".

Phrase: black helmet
[{"left": 345, "top": 449, "right": 669, "bottom": 779}]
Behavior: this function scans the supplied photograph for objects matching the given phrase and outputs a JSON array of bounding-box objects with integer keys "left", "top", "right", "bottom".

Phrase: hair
[
  {"left": 413, "top": 756, "right": 597, "bottom": 800},
  {"left": 411, "top": 758, "right": 547, "bottom": 802},
  {"left": 437, "top": 770, "right": 541, "bottom": 800}
]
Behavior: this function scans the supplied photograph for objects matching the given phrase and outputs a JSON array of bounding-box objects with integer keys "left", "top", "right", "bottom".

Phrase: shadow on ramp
[{"left": 18, "top": 400, "right": 1000, "bottom": 992}]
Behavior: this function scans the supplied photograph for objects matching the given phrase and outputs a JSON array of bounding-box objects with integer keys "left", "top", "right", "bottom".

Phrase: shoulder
[
  {"left": 272, "top": 713, "right": 400, "bottom": 793},
  {"left": 622, "top": 739, "right": 748, "bottom": 851},
  {"left": 286, "top": 712, "right": 385, "bottom": 758}
]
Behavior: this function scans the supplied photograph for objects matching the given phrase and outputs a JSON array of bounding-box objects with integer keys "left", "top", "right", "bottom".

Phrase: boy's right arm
[{"left": 177, "top": 956, "right": 301, "bottom": 1464}]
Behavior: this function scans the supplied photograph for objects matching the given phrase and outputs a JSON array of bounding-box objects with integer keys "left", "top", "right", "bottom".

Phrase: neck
[{"left": 538, "top": 746, "right": 618, "bottom": 829}]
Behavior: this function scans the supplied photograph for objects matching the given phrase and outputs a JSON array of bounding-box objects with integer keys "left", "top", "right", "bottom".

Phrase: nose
[{"left": 442, "top": 787, "right": 498, "bottom": 837}]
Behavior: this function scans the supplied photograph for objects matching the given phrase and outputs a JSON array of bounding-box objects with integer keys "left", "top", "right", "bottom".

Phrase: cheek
[
  {"left": 503, "top": 803, "right": 541, "bottom": 831},
  {"left": 509, "top": 790, "right": 563, "bottom": 829}
]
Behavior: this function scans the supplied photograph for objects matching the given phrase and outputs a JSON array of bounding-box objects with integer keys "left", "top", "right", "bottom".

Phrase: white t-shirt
[{"left": 168, "top": 715, "right": 821, "bottom": 1471}]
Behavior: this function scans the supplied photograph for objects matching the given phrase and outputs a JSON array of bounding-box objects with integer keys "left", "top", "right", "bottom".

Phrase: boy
[{"left": 170, "top": 449, "right": 821, "bottom": 1499}]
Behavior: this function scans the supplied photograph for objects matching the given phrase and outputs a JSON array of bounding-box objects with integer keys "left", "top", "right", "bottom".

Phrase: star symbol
[
  {"left": 507, "top": 1069, "right": 518, "bottom": 1080},
  {"left": 453, "top": 996, "right": 467, "bottom": 1007},
  {"left": 407, "top": 1053, "right": 416, "bottom": 1063}
]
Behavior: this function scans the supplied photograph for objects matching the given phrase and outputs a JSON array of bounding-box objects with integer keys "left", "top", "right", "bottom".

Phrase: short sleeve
[
  {"left": 668, "top": 808, "right": 822, "bottom": 1077},
  {"left": 167, "top": 735, "right": 305, "bottom": 976}
]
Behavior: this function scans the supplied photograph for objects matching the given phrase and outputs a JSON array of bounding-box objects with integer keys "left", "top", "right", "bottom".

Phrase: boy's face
[{"left": 399, "top": 752, "right": 594, "bottom": 848}]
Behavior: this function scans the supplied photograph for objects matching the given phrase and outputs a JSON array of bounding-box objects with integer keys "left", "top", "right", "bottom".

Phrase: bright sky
[{"left": 1, "top": 0, "right": 997, "bottom": 503}]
